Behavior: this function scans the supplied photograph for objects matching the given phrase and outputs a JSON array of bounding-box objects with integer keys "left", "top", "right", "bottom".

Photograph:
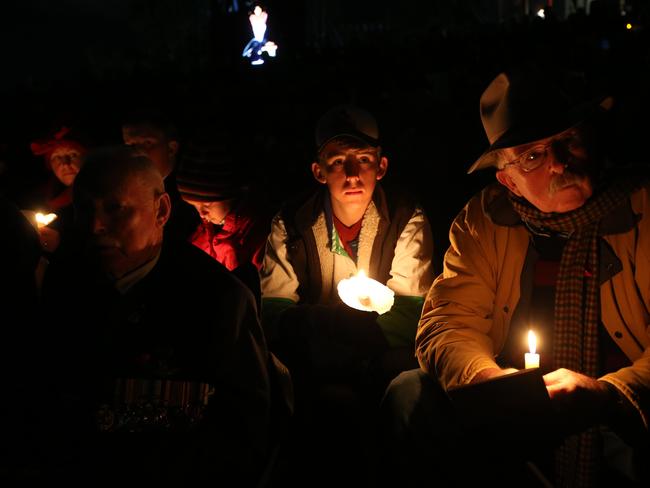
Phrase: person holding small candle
[
  {"left": 382, "top": 67, "right": 650, "bottom": 486},
  {"left": 260, "top": 105, "right": 434, "bottom": 484},
  {"left": 27, "top": 125, "right": 89, "bottom": 253}
]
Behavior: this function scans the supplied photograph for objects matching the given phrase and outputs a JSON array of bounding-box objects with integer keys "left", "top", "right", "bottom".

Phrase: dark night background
[{"left": 1, "top": 0, "right": 648, "bottom": 267}]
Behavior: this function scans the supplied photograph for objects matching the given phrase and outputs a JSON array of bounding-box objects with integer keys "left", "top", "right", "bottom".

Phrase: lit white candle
[
  {"left": 524, "top": 330, "right": 540, "bottom": 369},
  {"left": 337, "top": 269, "right": 394, "bottom": 315},
  {"left": 35, "top": 212, "right": 57, "bottom": 228}
]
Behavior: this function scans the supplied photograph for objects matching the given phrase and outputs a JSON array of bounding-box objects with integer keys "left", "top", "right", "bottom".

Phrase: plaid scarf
[{"left": 510, "top": 177, "right": 636, "bottom": 487}]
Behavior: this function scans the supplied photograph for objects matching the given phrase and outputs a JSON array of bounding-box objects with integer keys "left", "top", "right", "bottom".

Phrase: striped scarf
[{"left": 510, "top": 177, "right": 636, "bottom": 487}]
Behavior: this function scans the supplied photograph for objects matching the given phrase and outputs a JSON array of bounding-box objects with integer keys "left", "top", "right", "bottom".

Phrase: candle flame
[
  {"left": 528, "top": 330, "right": 537, "bottom": 355},
  {"left": 355, "top": 270, "right": 370, "bottom": 304},
  {"left": 337, "top": 268, "right": 394, "bottom": 315},
  {"left": 35, "top": 212, "right": 57, "bottom": 227}
]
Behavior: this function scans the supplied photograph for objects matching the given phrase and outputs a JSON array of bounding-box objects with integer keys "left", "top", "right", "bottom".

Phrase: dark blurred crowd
[
  {"left": 1, "top": 6, "right": 648, "bottom": 260},
  {"left": 1, "top": 4, "right": 649, "bottom": 486}
]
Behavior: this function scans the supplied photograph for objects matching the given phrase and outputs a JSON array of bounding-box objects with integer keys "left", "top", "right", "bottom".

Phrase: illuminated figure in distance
[{"left": 242, "top": 5, "right": 278, "bottom": 66}]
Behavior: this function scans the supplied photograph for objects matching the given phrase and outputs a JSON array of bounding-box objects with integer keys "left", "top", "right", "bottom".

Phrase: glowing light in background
[
  {"left": 242, "top": 6, "right": 278, "bottom": 66},
  {"left": 250, "top": 6, "right": 267, "bottom": 42},
  {"left": 536, "top": 9, "right": 546, "bottom": 19}
]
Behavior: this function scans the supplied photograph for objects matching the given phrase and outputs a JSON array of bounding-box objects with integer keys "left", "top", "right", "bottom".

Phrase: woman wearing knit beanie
[{"left": 176, "top": 129, "right": 273, "bottom": 302}]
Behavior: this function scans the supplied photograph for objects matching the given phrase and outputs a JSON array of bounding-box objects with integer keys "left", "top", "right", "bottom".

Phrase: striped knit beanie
[{"left": 177, "top": 135, "right": 249, "bottom": 202}]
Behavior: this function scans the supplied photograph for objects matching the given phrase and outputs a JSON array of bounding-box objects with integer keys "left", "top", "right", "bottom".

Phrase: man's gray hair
[{"left": 74, "top": 146, "right": 165, "bottom": 199}]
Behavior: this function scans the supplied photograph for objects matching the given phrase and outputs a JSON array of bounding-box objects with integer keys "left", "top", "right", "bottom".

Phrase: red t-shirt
[{"left": 333, "top": 214, "right": 362, "bottom": 261}]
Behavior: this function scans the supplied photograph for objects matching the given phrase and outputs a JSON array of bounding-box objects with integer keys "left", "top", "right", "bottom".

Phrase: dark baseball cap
[{"left": 315, "top": 105, "right": 380, "bottom": 152}]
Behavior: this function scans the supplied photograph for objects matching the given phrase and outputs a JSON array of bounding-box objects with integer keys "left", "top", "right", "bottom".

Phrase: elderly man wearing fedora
[{"left": 381, "top": 68, "right": 649, "bottom": 486}]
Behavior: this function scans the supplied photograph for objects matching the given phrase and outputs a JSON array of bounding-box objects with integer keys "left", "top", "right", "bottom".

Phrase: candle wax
[{"left": 525, "top": 352, "right": 540, "bottom": 369}]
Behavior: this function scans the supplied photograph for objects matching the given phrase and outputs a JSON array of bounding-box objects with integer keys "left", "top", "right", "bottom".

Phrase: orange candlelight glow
[{"left": 35, "top": 212, "right": 58, "bottom": 228}]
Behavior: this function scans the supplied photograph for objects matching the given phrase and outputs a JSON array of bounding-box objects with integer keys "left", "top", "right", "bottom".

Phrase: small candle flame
[
  {"left": 35, "top": 212, "right": 57, "bottom": 228},
  {"left": 528, "top": 330, "right": 537, "bottom": 355},
  {"left": 356, "top": 270, "right": 371, "bottom": 306}
]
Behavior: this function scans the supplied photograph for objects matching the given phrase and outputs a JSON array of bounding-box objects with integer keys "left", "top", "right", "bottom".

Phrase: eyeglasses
[{"left": 502, "top": 131, "right": 583, "bottom": 173}]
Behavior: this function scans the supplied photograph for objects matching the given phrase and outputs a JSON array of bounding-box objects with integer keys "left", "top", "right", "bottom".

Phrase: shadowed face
[
  {"left": 311, "top": 138, "right": 388, "bottom": 218},
  {"left": 183, "top": 198, "right": 233, "bottom": 225},
  {"left": 50, "top": 146, "right": 83, "bottom": 186},
  {"left": 75, "top": 172, "right": 170, "bottom": 278},
  {"left": 122, "top": 124, "right": 178, "bottom": 179},
  {"left": 496, "top": 126, "right": 594, "bottom": 213}
]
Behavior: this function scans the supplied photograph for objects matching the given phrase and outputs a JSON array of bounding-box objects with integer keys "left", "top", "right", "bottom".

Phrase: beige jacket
[{"left": 417, "top": 180, "right": 650, "bottom": 429}]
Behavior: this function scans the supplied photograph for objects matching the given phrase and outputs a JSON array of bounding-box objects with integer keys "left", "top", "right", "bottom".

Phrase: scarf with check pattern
[{"left": 510, "top": 177, "right": 636, "bottom": 488}]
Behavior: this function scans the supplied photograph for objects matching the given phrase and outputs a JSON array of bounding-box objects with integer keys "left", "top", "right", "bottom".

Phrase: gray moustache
[{"left": 549, "top": 173, "right": 584, "bottom": 194}]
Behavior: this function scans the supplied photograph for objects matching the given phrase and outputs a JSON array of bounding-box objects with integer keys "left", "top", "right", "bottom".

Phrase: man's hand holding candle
[
  {"left": 337, "top": 269, "right": 394, "bottom": 315},
  {"left": 34, "top": 212, "right": 60, "bottom": 252}
]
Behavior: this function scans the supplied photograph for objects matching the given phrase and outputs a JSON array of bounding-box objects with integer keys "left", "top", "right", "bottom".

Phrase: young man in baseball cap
[{"left": 260, "top": 104, "right": 435, "bottom": 483}]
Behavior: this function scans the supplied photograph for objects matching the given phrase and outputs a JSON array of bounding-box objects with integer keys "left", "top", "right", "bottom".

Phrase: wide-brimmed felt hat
[
  {"left": 315, "top": 105, "right": 380, "bottom": 152},
  {"left": 467, "top": 69, "right": 613, "bottom": 174}
]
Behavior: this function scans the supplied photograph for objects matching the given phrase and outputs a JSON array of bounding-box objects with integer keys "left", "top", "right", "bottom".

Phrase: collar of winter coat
[
  {"left": 294, "top": 183, "right": 390, "bottom": 235},
  {"left": 482, "top": 174, "right": 640, "bottom": 236}
]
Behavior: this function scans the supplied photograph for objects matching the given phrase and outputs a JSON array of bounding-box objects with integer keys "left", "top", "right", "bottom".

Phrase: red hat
[{"left": 30, "top": 126, "right": 87, "bottom": 169}]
